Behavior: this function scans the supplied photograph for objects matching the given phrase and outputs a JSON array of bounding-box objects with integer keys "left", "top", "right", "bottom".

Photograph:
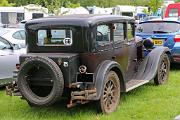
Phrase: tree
[
  {"left": 66, "top": 2, "right": 80, "bottom": 8},
  {"left": 0, "top": 0, "right": 13, "bottom": 6},
  {"left": 8, "top": 0, "right": 33, "bottom": 6},
  {"left": 149, "top": 0, "right": 163, "bottom": 13},
  {"left": 43, "top": 0, "right": 62, "bottom": 15}
]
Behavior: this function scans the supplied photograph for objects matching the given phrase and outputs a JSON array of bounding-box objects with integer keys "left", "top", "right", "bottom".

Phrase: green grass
[{"left": 0, "top": 70, "right": 180, "bottom": 120}]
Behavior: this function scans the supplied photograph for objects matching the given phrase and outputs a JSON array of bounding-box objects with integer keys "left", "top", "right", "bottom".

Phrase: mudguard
[
  {"left": 133, "top": 46, "right": 170, "bottom": 80},
  {"left": 92, "top": 60, "right": 125, "bottom": 100}
]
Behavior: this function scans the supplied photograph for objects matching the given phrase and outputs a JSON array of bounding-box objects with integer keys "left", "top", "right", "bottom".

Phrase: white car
[
  {"left": 0, "top": 36, "right": 26, "bottom": 86},
  {"left": 0, "top": 28, "right": 26, "bottom": 48}
]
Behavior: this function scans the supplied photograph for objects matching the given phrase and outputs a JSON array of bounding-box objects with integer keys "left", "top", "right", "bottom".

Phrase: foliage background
[{"left": 0, "top": 0, "right": 165, "bottom": 14}]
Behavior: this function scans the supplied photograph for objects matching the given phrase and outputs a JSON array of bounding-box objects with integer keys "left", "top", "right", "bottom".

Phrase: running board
[{"left": 125, "top": 80, "right": 150, "bottom": 92}]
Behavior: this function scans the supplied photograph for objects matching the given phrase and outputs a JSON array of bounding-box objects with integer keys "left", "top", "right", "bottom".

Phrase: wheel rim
[
  {"left": 26, "top": 65, "right": 53, "bottom": 98},
  {"left": 159, "top": 56, "right": 169, "bottom": 83},
  {"left": 103, "top": 78, "right": 119, "bottom": 111}
]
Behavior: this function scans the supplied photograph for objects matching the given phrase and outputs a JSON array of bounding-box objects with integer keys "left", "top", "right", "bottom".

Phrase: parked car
[
  {"left": 18, "top": 20, "right": 27, "bottom": 29},
  {"left": 6, "top": 15, "right": 170, "bottom": 114},
  {"left": 0, "top": 28, "right": 26, "bottom": 48},
  {"left": 0, "top": 36, "right": 26, "bottom": 86},
  {"left": 165, "top": 3, "right": 180, "bottom": 18},
  {"left": 136, "top": 18, "right": 180, "bottom": 63}
]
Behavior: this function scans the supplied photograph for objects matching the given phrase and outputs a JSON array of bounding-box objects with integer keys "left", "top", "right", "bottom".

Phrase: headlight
[{"left": 143, "top": 37, "right": 154, "bottom": 49}]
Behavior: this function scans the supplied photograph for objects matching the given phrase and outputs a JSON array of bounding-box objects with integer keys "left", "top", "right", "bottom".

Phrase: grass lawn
[{"left": 0, "top": 70, "right": 180, "bottom": 120}]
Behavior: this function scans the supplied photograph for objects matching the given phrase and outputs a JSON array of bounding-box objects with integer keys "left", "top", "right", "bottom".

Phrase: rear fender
[
  {"left": 92, "top": 60, "right": 125, "bottom": 100},
  {"left": 133, "top": 46, "right": 170, "bottom": 80}
]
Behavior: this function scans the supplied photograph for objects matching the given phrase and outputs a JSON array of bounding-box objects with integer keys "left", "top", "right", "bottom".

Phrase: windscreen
[
  {"left": 136, "top": 21, "right": 180, "bottom": 34},
  {"left": 37, "top": 29, "right": 73, "bottom": 46}
]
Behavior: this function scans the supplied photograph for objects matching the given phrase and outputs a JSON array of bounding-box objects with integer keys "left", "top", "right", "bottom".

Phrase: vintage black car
[{"left": 7, "top": 15, "right": 170, "bottom": 114}]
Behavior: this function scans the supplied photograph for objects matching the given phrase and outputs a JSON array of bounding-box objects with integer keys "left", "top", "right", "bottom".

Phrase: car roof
[
  {"left": 140, "top": 17, "right": 180, "bottom": 24},
  {"left": 4, "top": 28, "right": 24, "bottom": 31},
  {"left": 0, "top": 28, "right": 24, "bottom": 35},
  {"left": 26, "top": 14, "right": 134, "bottom": 29}
]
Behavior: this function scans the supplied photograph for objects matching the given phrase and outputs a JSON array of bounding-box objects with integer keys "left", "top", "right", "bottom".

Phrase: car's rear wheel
[
  {"left": 154, "top": 54, "right": 170, "bottom": 85},
  {"left": 17, "top": 56, "right": 64, "bottom": 106},
  {"left": 97, "top": 71, "right": 120, "bottom": 114}
]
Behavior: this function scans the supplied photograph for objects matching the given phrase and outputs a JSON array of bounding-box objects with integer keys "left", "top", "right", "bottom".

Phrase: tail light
[
  {"left": 174, "top": 35, "right": 180, "bottom": 42},
  {"left": 79, "top": 65, "right": 87, "bottom": 74},
  {"left": 16, "top": 64, "right": 20, "bottom": 70}
]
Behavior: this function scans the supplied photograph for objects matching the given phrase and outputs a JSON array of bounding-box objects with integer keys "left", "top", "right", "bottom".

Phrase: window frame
[
  {"left": 113, "top": 22, "right": 125, "bottom": 44},
  {"left": 95, "top": 23, "right": 113, "bottom": 51}
]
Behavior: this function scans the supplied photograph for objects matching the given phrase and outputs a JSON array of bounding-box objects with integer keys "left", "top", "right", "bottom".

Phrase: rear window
[
  {"left": 37, "top": 29, "right": 73, "bottom": 46},
  {"left": 136, "top": 22, "right": 180, "bottom": 34}
]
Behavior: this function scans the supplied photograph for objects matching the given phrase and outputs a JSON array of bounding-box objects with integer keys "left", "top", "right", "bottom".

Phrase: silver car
[
  {"left": 0, "top": 28, "right": 26, "bottom": 48},
  {"left": 0, "top": 36, "right": 26, "bottom": 86}
]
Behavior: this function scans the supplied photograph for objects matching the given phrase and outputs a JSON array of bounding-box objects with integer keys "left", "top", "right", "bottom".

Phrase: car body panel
[{"left": 0, "top": 36, "right": 26, "bottom": 86}]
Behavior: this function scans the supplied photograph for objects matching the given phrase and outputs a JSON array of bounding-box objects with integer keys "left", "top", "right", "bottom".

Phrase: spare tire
[{"left": 17, "top": 56, "right": 64, "bottom": 106}]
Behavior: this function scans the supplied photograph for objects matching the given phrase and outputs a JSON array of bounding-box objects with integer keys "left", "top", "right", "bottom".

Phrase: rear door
[
  {"left": 113, "top": 21, "right": 137, "bottom": 81},
  {"left": 113, "top": 22, "right": 129, "bottom": 73}
]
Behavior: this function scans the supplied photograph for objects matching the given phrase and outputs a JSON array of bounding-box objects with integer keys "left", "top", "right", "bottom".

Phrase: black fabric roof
[{"left": 26, "top": 14, "right": 134, "bottom": 29}]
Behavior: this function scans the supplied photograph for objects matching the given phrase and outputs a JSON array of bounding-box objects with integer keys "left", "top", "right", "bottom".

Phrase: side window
[
  {"left": 0, "top": 37, "right": 11, "bottom": 50},
  {"left": 38, "top": 30, "right": 46, "bottom": 46},
  {"left": 127, "top": 23, "right": 134, "bottom": 41},
  {"left": 114, "top": 23, "right": 124, "bottom": 42},
  {"left": 12, "top": 31, "right": 22, "bottom": 40},
  {"left": 19, "top": 30, "right": 26, "bottom": 40},
  {"left": 96, "top": 24, "right": 110, "bottom": 43}
]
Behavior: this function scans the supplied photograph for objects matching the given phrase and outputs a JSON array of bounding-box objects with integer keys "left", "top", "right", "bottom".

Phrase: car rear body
[{"left": 136, "top": 19, "right": 180, "bottom": 63}]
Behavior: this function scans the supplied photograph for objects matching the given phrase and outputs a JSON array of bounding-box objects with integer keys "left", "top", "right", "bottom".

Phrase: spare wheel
[{"left": 17, "top": 56, "right": 64, "bottom": 106}]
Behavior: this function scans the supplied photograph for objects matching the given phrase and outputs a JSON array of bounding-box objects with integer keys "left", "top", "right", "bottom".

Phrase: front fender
[
  {"left": 133, "top": 46, "right": 170, "bottom": 80},
  {"left": 92, "top": 60, "right": 125, "bottom": 100}
]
